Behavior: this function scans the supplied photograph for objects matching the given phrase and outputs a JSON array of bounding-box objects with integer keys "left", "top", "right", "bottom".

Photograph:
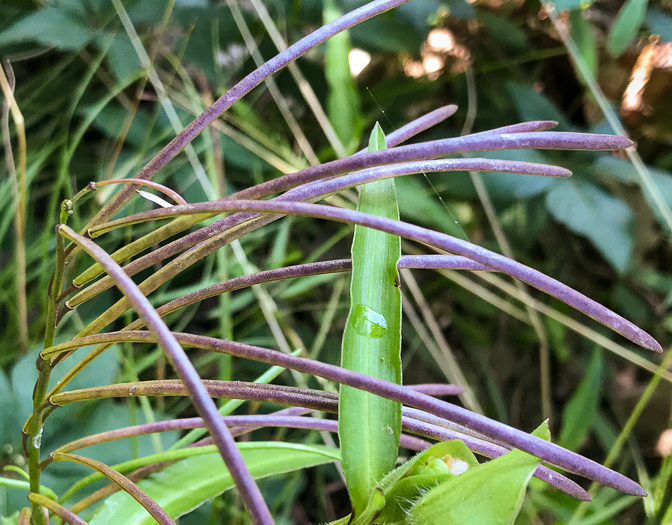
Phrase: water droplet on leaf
[{"left": 351, "top": 304, "right": 388, "bottom": 338}]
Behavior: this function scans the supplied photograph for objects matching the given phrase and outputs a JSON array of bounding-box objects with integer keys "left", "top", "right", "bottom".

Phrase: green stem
[
  {"left": 44, "top": 230, "right": 65, "bottom": 349},
  {"left": 28, "top": 224, "right": 67, "bottom": 524},
  {"left": 27, "top": 358, "right": 53, "bottom": 525}
]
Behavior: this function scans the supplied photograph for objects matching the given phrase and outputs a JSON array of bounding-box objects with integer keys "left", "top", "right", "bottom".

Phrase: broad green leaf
[
  {"left": 89, "top": 442, "right": 340, "bottom": 525},
  {"left": 593, "top": 156, "right": 672, "bottom": 234},
  {"left": 613, "top": 285, "right": 650, "bottom": 323},
  {"left": 10, "top": 346, "right": 119, "bottom": 427},
  {"left": 339, "top": 123, "right": 402, "bottom": 515},
  {"left": 420, "top": 150, "right": 556, "bottom": 212},
  {"left": 350, "top": 15, "right": 422, "bottom": 53},
  {"left": 558, "top": 348, "right": 604, "bottom": 451},
  {"left": 324, "top": 0, "right": 362, "bottom": 152},
  {"left": 0, "top": 512, "right": 21, "bottom": 525},
  {"left": 546, "top": 178, "right": 633, "bottom": 273},
  {"left": 646, "top": 170, "right": 672, "bottom": 234},
  {"left": 0, "top": 7, "right": 99, "bottom": 51},
  {"left": 607, "top": 0, "right": 649, "bottom": 57},
  {"left": 397, "top": 1, "right": 450, "bottom": 31},
  {"left": 570, "top": 10, "right": 597, "bottom": 78},
  {"left": 408, "top": 422, "right": 550, "bottom": 525},
  {"left": 104, "top": 34, "right": 143, "bottom": 83},
  {"left": 476, "top": 149, "right": 557, "bottom": 201}
]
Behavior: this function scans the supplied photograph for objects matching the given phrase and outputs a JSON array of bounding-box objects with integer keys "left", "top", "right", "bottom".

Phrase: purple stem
[
  {"left": 45, "top": 388, "right": 585, "bottom": 499},
  {"left": 47, "top": 380, "right": 340, "bottom": 414},
  {"left": 49, "top": 330, "right": 646, "bottom": 496},
  {"left": 180, "top": 331, "right": 648, "bottom": 496},
  {"left": 68, "top": 157, "right": 554, "bottom": 310},
  {"left": 400, "top": 255, "right": 490, "bottom": 271},
  {"left": 231, "top": 415, "right": 430, "bottom": 451},
  {"left": 144, "top": 256, "right": 489, "bottom": 325},
  {"left": 87, "top": 0, "right": 412, "bottom": 227},
  {"left": 91, "top": 200, "right": 661, "bottom": 352},
  {"left": 280, "top": 157, "right": 568, "bottom": 202},
  {"left": 47, "top": 257, "right": 475, "bottom": 397},
  {"left": 57, "top": 226, "right": 274, "bottom": 525},
  {"left": 473, "top": 120, "right": 559, "bottom": 135},
  {"left": 61, "top": 104, "right": 457, "bottom": 303},
  {"left": 374, "top": 105, "right": 458, "bottom": 149},
  {"left": 227, "top": 132, "right": 632, "bottom": 200},
  {"left": 226, "top": 406, "right": 315, "bottom": 438},
  {"left": 406, "top": 383, "right": 465, "bottom": 396},
  {"left": 82, "top": 128, "right": 614, "bottom": 279}
]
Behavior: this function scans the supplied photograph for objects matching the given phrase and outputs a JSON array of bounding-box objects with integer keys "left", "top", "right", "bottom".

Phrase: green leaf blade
[
  {"left": 88, "top": 443, "right": 340, "bottom": 525},
  {"left": 570, "top": 10, "right": 598, "bottom": 78},
  {"left": 607, "top": 0, "right": 650, "bottom": 57},
  {"left": 324, "top": 0, "right": 362, "bottom": 152},
  {"left": 0, "top": 7, "right": 99, "bottom": 51},
  {"left": 558, "top": 348, "right": 604, "bottom": 451},
  {"left": 546, "top": 178, "right": 634, "bottom": 273},
  {"left": 339, "top": 123, "right": 402, "bottom": 515}
]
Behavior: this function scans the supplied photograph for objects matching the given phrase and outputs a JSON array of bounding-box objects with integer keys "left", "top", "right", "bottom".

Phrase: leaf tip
[{"left": 369, "top": 122, "right": 387, "bottom": 152}]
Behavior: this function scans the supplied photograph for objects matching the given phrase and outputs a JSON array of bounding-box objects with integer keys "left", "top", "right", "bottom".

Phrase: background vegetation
[{"left": 1, "top": 0, "right": 671, "bottom": 523}]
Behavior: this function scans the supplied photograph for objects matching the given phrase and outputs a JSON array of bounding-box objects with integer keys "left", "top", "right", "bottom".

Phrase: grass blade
[
  {"left": 339, "top": 123, "right": 402, "bottom": 514},
  {"left": 324, "top": 0, "right": 362, "bottom": 152}
]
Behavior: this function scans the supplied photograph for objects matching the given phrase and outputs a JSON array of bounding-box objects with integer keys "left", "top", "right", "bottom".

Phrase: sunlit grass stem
[
  {"left": 83, "top": 0, "right": 411, "bottom": 231},
  {"left": 0, "top": 61, "right": 28, "bottom": 353}
]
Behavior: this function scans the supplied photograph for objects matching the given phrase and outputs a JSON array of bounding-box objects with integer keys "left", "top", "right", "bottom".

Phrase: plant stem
[
  {"left": 27, "top": 358, "right": 52, "bottom": 525},
  {"left": 45, "top": 230, "right": 65, "bottom": 350},
  {"left": 86, "top": 198, "right": 661, "bottom": 352},
  {"left": 40, "top": 378, "right": 586, "bottom": 500},
  {"left": 27, "top": 493, "right": 87, "bottom": 525},
  {"left": 27, "top": 224, "right": 66, "bottom": 524},
  {"left": 0, "top": 60, "right": 28, "bottom": 353},
  {"left": 68, "top": 156, "right": 568, "bottom": 312},
  {"left": 46, "top": 330, "right": 645, "bottom": 496}
]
